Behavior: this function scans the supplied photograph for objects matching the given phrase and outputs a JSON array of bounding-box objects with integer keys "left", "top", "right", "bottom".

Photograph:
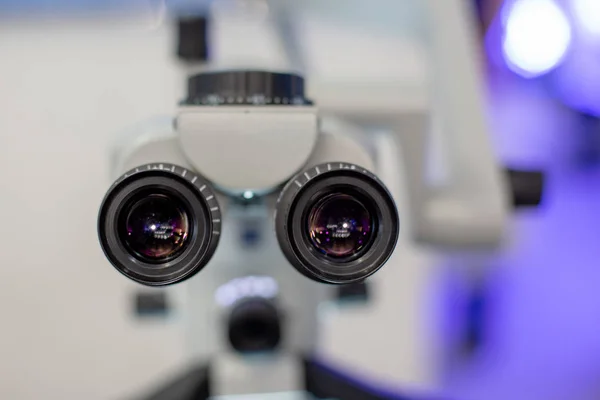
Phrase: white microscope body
[{"left": 98, "top": 1, "right": 513, "bottom": 398}]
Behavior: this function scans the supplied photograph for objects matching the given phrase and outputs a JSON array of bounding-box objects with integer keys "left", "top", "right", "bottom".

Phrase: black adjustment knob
[
  {"left": 506, "top": 169, "right": 545, "bottom": 207},
  {"left": 227, "top": 299, "right": 281, "bottom": 353},
  {"left": 184, "top": 70, "right": 312, "bottom": 106},
  {"left": 177, "top": 16, "right": 209, "bottom": 62},
  {"left": 336, "top": 281, "right": 370, "bottom": 303}
]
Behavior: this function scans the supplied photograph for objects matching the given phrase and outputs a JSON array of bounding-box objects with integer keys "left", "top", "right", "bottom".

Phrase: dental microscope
[{"left": 96, "top": 1, "right": 542, "bottom": 399}]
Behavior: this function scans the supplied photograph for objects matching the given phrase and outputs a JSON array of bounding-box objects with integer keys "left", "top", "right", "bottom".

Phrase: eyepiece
[
  {"left": 98, "top": 164, "right": 221, "bottom": 286},
  {"left": 275, "top": 163, "right": 399, "bottom": 284}
]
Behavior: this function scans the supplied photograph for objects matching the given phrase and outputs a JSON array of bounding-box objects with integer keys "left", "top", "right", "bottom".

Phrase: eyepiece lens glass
[
  {"left": 307, "top": 193, "right": 374, "bottom": 259},
  {"left": 120, "top": 193, "right": 190, "bottom": 262}
]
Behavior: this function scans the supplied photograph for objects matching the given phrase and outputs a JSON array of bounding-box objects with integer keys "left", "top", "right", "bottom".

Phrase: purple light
[
  {"left": 501, "top": 0, "right": 572, "bottom": 78},
  {"left": 549, "top": 2, "right": 600, "bottom": 117},
  {"left": 572, "top": 0, "right": 600, "bottom": 37},
  {"left": 554, "top": 50, "right": 600, "bottom": 116}
]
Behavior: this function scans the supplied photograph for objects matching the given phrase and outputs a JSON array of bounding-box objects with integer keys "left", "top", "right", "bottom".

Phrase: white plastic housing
[
  {"left": 110, "top": 116, "right": 380, "bottom": 396},
  {"left": 176, "top": 106, "right": 319, "bottom": 194},
  {"left": 262, "top": 0, "right": 512, "bottom": 248}
]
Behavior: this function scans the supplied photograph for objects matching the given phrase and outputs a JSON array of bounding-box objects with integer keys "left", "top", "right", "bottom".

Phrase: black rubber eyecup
[
  {"left": 275, "top": 162, "right": 400, "bottom": 284},
  {"left": 98, "top": 164, "right": 221, "bottom": 286}
]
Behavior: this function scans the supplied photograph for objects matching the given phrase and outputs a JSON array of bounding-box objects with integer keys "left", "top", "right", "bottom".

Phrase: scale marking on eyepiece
[
  {"left": 191, "top": 176, "right": 197, "bottom": 184},
  {"left": 295, "top": 180, "right": 302, "bottom": 188},
  {"left": 315, "top": 166, "right": 321, "bottom": 174},
  {"left": 206, "top": 195, "right": 214, "bottom": 201},
  {"left": 304, "top": 172, "right": 311, "bottom": 180},
  {"left": 171, "top": 166, "right": 175, "bottom": 172},
  {"left": 135, "top": 168, "right": 139, "bottom": 173},
  {"left": 199, "top": 185, "right": 206, "bottom": 192},
  {"left": 213, "top": 231, "right": 220, "bottom": 235},
  {"left": 351, "top": 165, "right": 356, "bottom": 170},
  {"left": 159, "top": 164, "right": 164, "bottom": 170},
  {"left": 182, "top": 170, "right": 187, "bottom": 177},
  {"left": 327, "top": 164, "right": 332, "bottom": 171},
  {"left": 213, "top": 219, "right": 221, "bottom": 223},
  {"left": 147, "top": 165, "right": 151, "bottom": 170},
  {"left": 210, "top": 207, "right": 219, "bottom": 211}
]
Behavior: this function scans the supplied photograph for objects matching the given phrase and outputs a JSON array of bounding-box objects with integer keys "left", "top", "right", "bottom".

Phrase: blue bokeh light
[{"left": 502, "top": 0, "right": 572, "bottom": 78}]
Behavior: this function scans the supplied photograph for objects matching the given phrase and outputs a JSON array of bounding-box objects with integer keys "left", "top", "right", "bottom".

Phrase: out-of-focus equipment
[{"left": 96, "top": 0, "right": 544, "bottom": 398}]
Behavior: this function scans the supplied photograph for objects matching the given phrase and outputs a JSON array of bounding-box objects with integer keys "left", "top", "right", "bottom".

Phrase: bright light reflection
[
  {"left": 215, "top": 276, "right": 279, "bottom": 307},
  {"left": 502, "top": 0, "right": 572, "bottom": 77}
]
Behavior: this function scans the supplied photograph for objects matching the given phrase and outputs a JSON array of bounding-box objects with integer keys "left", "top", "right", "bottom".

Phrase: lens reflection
[
  {"left": 121, "top": 194, "right": 189, "bottom": 262},
  {"left": 307, "top": 193, "right": 374, "bottom": 258}
]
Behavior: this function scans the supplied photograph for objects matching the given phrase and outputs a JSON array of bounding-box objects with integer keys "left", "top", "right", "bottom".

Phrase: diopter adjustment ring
[
  {"left": 98, "top": 163, "right": 221, "bottom": 286},
  {"left": 275, "top": 162, "right": 400, "bottom": 284}
]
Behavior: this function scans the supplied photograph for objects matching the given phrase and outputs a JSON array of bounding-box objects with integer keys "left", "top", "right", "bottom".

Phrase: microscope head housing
[{"left": 99, "top": 70, "right": 400, "bottom": 288}]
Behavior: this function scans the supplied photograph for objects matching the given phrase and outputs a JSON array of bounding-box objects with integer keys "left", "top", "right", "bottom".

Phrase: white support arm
[{"left": 409, "top": 0, "right": 510, "bottom": 248}]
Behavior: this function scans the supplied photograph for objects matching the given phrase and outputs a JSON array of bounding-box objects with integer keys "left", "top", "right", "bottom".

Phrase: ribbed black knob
[{"left": 184, "top": 70, "right": 311, "bottom": 106}]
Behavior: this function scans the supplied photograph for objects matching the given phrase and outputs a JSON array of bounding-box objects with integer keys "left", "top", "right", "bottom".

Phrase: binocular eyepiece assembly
[
  {"left": 97, "top": 70, "right": 400, "bottom": 287},
  {"left": 98, "top": 161, "right": 399, "bottom": 286}
]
